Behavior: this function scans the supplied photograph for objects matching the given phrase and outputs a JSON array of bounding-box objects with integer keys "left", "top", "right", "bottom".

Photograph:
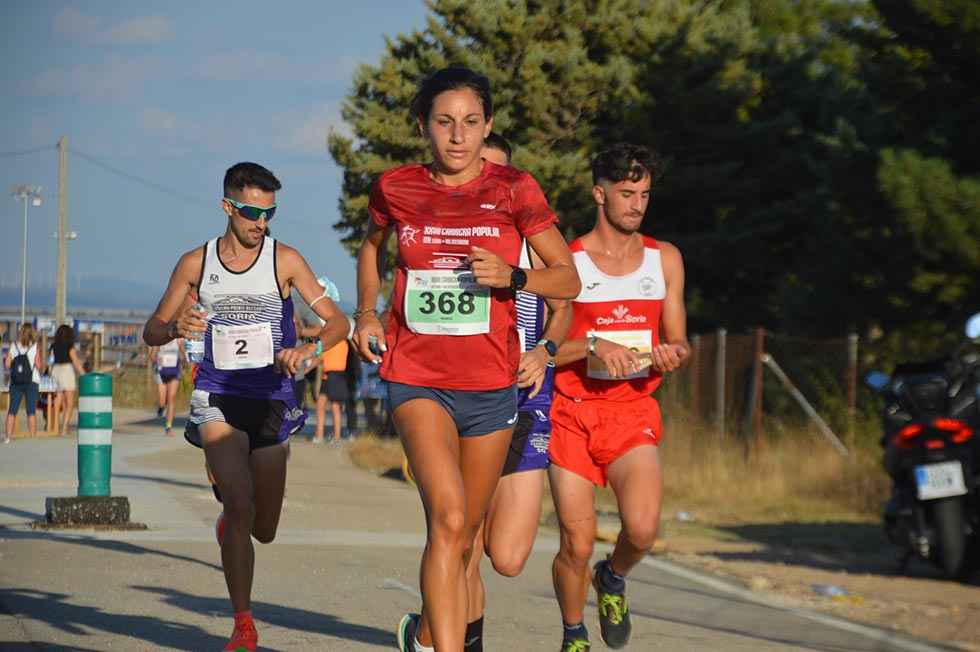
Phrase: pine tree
[{"left": 327, "top": 0, "right": 978, "bottom": 345}]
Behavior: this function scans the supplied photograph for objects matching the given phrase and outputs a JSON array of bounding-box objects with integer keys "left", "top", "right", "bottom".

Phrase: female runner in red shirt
[{"left": 353, "top": 66, "right": 580, "bottom": 651}]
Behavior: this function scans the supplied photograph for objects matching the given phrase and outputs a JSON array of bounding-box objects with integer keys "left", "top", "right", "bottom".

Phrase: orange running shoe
[{"left": 222, "top": 615, "right": 258, "bottom": 652}]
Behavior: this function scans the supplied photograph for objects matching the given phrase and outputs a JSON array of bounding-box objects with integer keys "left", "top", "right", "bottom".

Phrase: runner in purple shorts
[
  {"left": 460, "top": 134, "right": 573, "bottom": 651},
  {"left": 142, "top": 161, "right": 348, "bottom": 652}
]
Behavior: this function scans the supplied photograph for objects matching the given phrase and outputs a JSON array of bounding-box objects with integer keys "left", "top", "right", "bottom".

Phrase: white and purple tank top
[
  {"left": 516, "top": 241, "right": 554, "bottom": 414},
  {"left": 157, "top": 339, "right": 182, "bottom": 377},
  {"left": 194, "top": 236, "right": 296, "bottom": 401}
]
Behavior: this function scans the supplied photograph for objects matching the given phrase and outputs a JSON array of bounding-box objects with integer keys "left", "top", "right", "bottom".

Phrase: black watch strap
[{"left": 510, "top": 266, "right": 528, "bottom": 291}]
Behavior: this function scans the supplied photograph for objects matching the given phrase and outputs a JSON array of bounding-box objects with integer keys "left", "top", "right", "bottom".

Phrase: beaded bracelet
[{"left": 352, "top": 307, "right": 377, "bottom": 319}]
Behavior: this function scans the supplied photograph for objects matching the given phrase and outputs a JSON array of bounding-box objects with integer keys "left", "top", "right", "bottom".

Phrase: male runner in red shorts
[{"left": 549, "top": 142, "right": 689, "bottom": 651}]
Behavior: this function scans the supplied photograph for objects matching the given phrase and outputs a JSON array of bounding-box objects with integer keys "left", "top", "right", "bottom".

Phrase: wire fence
[
  {"left": 89, "top": 324, "right": 869, "bottom": 450},
  {"left": 659, "top": 329, "right": 863, "bottom": 450}
]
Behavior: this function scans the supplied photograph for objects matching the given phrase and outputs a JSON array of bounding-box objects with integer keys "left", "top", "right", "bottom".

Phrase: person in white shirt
[{"left": 4, "top": 323, "right": 45, "bottom": 440}]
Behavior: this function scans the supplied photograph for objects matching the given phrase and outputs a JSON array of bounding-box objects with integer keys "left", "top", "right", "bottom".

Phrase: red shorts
[{"left": 548, "top": 392, "right": 662, "bottom": 486}]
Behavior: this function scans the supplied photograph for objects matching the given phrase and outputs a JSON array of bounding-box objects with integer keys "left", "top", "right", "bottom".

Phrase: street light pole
[
  {"left": 56, "top": 136, "right": 68, "bottom": 326},
  {"left": 52, "top": 230, "right": 78, "bottom": 318},
  {"left": 21, "top": 193, "right": 28, "bottom": 325},
  {"left": 11, "top": 185, "right": 43, "bottom": 327}
]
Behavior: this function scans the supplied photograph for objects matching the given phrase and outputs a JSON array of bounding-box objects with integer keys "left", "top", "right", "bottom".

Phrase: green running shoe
[
  {"left": 397, "top": 613, "right": 420, "bottom": 652},
  {"left": 560, "top": 637, "right": 591, "bottom": 652},
  {"left": 592, "top": 558, "right": 631, "bottom": 649}
]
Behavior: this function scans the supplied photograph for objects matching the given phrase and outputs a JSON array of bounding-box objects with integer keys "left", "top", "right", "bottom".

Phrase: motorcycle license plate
[{"left": 914, "top": 461, "right": 967, "bottom": 500}]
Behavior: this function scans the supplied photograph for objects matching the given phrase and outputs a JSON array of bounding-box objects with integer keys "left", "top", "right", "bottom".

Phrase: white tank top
[{"left": 194, "top": 236, "right": 297, "bottom": 399}]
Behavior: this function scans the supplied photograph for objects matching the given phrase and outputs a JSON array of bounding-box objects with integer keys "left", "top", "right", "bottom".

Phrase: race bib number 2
[
  {"left": 212, "top": 323, "right": 274, "bottom": 370},
  {"left": 405, "top": 270, "right": 491, "bottom": 335}
]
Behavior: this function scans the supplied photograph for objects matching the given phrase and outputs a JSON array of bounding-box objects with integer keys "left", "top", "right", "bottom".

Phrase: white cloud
[
  {"left": 54, "top": 7, "right": 100, "bottom": 38},
  {"left": 140, "top": 108, "right": 178, "bottom": 131},
  {"left": 100, "top": 16, "right": 172, "bottom": 45},
  {"left": 52, "top": 7, "right": 172, "bottom": 45},
  {"left": 28, "top": 56, "right": 160, "bottom": 99},
  {"left": 283, "top": 102, "right": 350, "bottom": 154},
  {"left": 193, "top": 51, "right": 293, "bottom": 82},
  {"left": 192, "top": 51, "right": 360, "bottom": 83}
]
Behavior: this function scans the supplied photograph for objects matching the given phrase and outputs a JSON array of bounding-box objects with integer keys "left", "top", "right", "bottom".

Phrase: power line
[
  {"left": 71, "top": 148, "right": 211, "bottom": 208},
  {"left": 0, "top": 144, "right": 55, "bottom": 158}
]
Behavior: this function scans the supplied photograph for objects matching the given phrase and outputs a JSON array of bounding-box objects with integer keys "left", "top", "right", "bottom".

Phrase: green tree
[
  {"left": 328, "top": 0, "right": 979, "bottom": 349},
  {"left": 328, "top": 0, "right": 746, "bottom": 254},
  {"left": 863, "top": 0, "right": 980, "bottom": 338},
  {"left": 608, "top": 1, "right": 875, "bottom": 333},
  {"left": 330, "top": 0, "right": 606, "bottom": 255}
]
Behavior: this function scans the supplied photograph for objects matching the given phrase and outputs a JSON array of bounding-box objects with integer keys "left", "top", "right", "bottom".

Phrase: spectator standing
[
  {"left": 49, "top": 324, "right": 87, "bottom": 436},
  {"left": 4, "top": 324, "right": 45, "bottom": 441},
  {"left": 314, "top": 338, "right": 350, "bottom": 444}
]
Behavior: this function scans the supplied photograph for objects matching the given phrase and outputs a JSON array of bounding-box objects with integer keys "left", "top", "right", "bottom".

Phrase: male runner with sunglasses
[{"left": 143, "top": 162, "right": 348, "bottom": 652}]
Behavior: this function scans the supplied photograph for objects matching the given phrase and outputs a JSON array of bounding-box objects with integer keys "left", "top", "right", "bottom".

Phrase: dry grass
[
  {"left": 344, "top": 408, "right": 890, "bottom": 526},
  {"left": 642, "top": 412, "right": 890, "bottom": 524},
  {"left": 110, "top": 367, "right": 194, "bottom": 409},
  {"left": 347, "top": 433, "right": 405, "bottom": 473}
]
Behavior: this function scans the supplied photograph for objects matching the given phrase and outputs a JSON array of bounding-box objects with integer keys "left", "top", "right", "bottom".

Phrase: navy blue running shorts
[{"left": 387, "top": 382, "right": 518, "bottom": 437}]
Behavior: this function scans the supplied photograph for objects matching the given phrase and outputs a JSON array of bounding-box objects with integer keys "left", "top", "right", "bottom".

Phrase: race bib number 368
[{"left": 405, "top": 270, "right": 491, "bottom": 336}]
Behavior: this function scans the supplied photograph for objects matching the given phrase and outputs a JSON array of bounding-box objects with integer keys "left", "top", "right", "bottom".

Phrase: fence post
[
  {"left": 762, "top": 354, "right": 849, "bottom": 456},
  {"left": 715, "top": 328, "right": 726, "bottom": 441},
  {"left": 689, "top": 334, "right": 701, "bottom": 420},
  {"left": 78, "top": 373, "right": 112, "bottom": 496},
  {"left": 751, "top": 327, "right": 765, "bottom": 452},
  {"left": 94, "top": 332, "right": 103, "bottom": 370},
  {"left": 847, "top": 332, "right": 859, "bottom": 447}
]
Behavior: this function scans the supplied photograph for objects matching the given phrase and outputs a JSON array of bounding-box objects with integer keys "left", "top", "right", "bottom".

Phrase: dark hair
[
  {"left": 483, "top": 133, "right": 512, "bottom": 162},
  {"left": 223, "top": 162, "right": 282, "bottom": 198},
  {"left": 411, "top": 66, "right": 493, "bottom": 122},
  {"left": 54, "top": 324, "right": 75, "bottom": 348},
  {"left": 591, "top": 143, "right": 665, "bottom": 186}
]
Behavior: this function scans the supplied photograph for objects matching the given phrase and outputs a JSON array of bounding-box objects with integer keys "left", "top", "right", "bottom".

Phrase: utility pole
[{"left": 56, "top": 136, "right": 69, "bottom": 325}]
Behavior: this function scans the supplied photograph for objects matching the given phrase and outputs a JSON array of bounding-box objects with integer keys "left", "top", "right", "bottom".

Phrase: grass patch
[
  {"left": 348, "top": 433, "right": 404, "bottom": 473},
  {"left": 648, "top": 412, "right": 889, "bottom": 525},
  {"left": 110, "top": 366, "right": 194, "bottom": 409},
  {"left": 340, "top": 398, "right": 892, "bottom": 535}
]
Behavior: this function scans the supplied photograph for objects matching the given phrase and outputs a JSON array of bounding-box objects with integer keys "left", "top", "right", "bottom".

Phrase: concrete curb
[{"left": 635, "top": 553, "right": 955, "bottom": 652}]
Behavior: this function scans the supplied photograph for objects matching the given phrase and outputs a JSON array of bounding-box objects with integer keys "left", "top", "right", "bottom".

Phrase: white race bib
[
  {"left": 212, "top": 323, "right": 274, "bottom": 370},
  {"left": 159, "top": 351, "right": 179, "bottom": 368},
  {"left": 587, "top": 329, "right": 652, "bottom": 380},
  {"left": 404, "top": 269, "right": 491, "bottom": 336}
]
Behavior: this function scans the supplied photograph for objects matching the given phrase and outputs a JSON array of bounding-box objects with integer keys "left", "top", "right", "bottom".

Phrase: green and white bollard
[{"left": 78, "top": 373, "right": 112, "bottom": 497}]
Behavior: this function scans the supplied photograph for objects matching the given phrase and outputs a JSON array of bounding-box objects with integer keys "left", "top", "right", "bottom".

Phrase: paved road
[{"left": 0, "top": 410, "right": 951, "bottom": 651}]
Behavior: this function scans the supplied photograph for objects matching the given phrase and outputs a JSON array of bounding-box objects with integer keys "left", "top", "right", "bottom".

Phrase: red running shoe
[{"left": 222, "top": 615, "right": 257, "bottom": 652}]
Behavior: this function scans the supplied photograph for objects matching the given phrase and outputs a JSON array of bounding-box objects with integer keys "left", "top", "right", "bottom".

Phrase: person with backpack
[{"left": 4, "top": 324, "right": 45, "bottom": 441}]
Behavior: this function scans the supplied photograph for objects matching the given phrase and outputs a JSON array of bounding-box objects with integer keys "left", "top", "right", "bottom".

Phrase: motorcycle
[{"left": 865, "top": 313, "right": 980, "bottom": 579}]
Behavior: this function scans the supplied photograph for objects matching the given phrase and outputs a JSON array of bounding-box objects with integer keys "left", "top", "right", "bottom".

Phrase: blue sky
[{"left": 0, "top": 1, "right": 429, "bottom": 310}]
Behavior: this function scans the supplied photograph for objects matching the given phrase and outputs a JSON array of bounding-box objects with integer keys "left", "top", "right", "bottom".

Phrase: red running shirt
[
  {"left": 554, "top": 236, "right": 666, "bottom": 401},
  {"left": 369, "top": 161, "right": 557, "bottom": 390}
]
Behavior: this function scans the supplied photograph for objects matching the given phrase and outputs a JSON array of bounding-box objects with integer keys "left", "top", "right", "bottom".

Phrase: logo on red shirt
[
  {"left": 597, "top": 304, "right": 649, "bottom": 326},
  {"left": 400, "top": 225, "right": 419, "bottom": 246},
  {"left": 430, "top": 253, "right": 466, "bottom": 270}
]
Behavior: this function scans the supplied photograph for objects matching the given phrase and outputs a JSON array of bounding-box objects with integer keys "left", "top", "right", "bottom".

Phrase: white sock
[{"left": 414, "top": 636, "right": 434, "bottom": 652}]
